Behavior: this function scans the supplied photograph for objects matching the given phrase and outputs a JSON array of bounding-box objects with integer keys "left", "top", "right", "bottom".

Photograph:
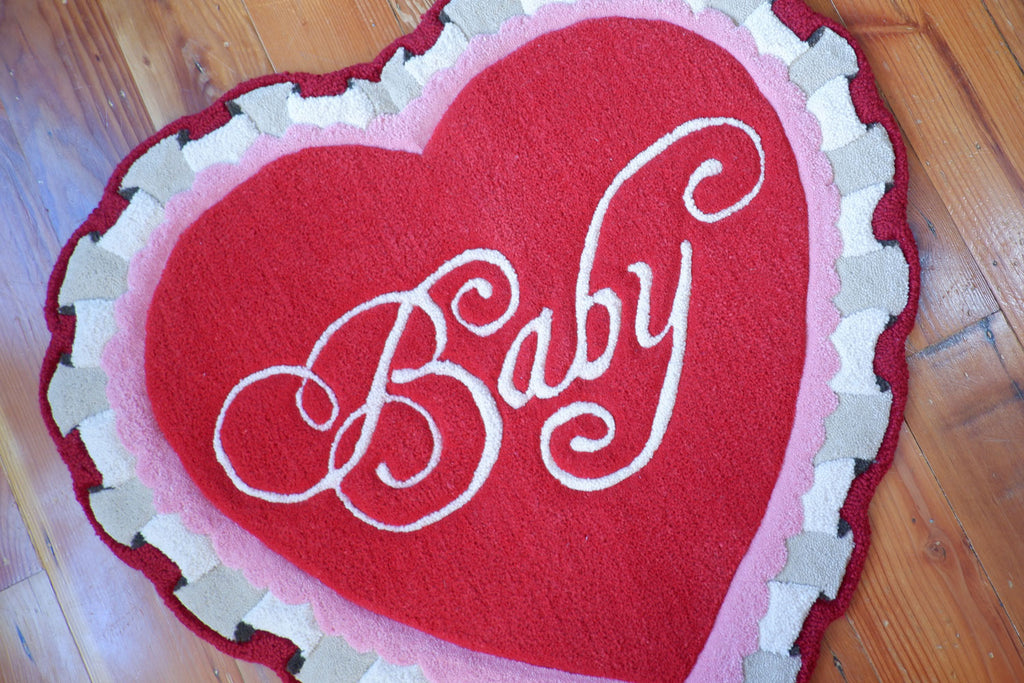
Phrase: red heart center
[{"left": 146, "top": 18, "right": 808, "bottom": 681}]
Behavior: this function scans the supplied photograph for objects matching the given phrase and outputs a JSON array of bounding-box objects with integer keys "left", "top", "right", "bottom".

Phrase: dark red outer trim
[
  {"left": 772, "top": 1, "right": 918, "bottom": 681},
  {"left": 38, "top": 0, "right": 919, "bottom": 680},
  {"left": 39, "top": 2, "right": 453, "bottom": 680}
]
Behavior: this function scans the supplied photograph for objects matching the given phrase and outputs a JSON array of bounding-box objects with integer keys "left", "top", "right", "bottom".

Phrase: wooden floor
[{"left": 1, "top": 0, "right": 1022, "bottom": 680}]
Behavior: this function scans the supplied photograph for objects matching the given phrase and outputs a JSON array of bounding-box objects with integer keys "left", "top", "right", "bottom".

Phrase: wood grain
[
  {"left": 840, "top": 424, "right": 1024, "bottom": 680},
  {"left": 839, "top": 1, "right": 1024, "bottom": 339},
  {"left": 1, "top": 0, "right": 1023, "bottom": 681},
  {"left": 0, "top": 1, "right": 276, "bottom": 680},
  {"left": 815, "top": 616, "right": 880, "bottom": 682},
  {"left": 903, "top": 140, "right": 999, "bottom": 354},
  {"left": 0, "top": 0, "right": 153, "bottom": 234},
  {"left": 904, "top": 314, "right": 1024, "bottom": 643},
  {"left": 984, "top": 0, "right": 1024, "bottom": 70},
  {"left": 388, "top": 0, "right": 435, "bottom": 32},
  {"left": 243, "top": 0, "right": 405, "bottom": 74},
  {"left": 0, "top": 572, "right": 89, "bottom": 681},
  {"left": 0, "top": 461, "right": 39, "bottom": 594},
  {"left": 99, "top": 0, "right": 275, "bottom": 129}
]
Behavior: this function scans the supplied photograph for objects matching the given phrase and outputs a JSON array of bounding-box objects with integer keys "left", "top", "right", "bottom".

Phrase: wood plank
[
  {"left": 920, "top": 2, "right": 1024, "bottom": 144},
  {"left": 827, "top": 0, "right": 912, "bottom": 28},
  {"left": 812, "top": 616, "right": 880, "bottom": 682},
  {"left": 841, "top": 0, "right": 1024, "bottom": 187},
  {"left": 842, "top": 423, "right": 1024, "bottom": 680},
  {"left": 243, "top": 0, "right": 404, "bottom": 73},
  {"left": 388, "top": 0, "right": 434, "bottom": 33},
  {"left": 0, "top": 93, "right": 53, "bottom": 596},
  {"left": 904, "top": 314, "right": 1024, "bottom": 652},
  {"left": 0, "top": 0, "right": 153, "bottom": 235},
  {"left": 830, "top": 0, "right": 1024, "bottom": 341},
  {"left": 799, "top": 2, "right": 999, "bottom": 354},
  {"left": 98, "top": 0, "right": 275, "bottom": 129},
  {"left": 903, "top": 140, "right": 999, "bottom": 353},
  {"left": 0, "top": 572, "right": 89, "bottom": 682},
  {"left": 0, "top": 98, "right": 62, "bottom": 350},
  {"left": 0, "top": 466, "right": 39, "bottom": 594},
  {"left": 984, "top": 0, "right": 1024, "bottom": 75},
  {"left": 0, "top": 163, "right": 279, "bottom": 680},
  {"left": 0, "top": 2, "right": 278, "bottom": 680}
]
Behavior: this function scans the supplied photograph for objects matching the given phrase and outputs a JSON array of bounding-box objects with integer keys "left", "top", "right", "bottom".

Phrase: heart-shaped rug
[{"left": 41, "top": 1, "right": 918, "bottom": 681}]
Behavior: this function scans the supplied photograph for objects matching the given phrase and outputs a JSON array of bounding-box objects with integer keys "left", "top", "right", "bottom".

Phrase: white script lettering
[{"left": 214, "top": 117, "right": 765, "bottom": 530}]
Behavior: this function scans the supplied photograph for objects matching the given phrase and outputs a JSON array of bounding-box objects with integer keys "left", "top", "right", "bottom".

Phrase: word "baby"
[{"left": 214, "top": 118, "right": 765, "bottom": 532}]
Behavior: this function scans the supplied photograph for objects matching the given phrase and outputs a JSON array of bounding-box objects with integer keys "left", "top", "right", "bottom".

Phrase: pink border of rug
[{"left": 103, "top": 1, "right": 841, "bottom": 680}]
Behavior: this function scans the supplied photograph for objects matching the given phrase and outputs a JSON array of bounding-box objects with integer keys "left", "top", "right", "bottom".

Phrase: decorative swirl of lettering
[
  {"left": 511, "top": 117, "right": 761, "bottom": 491},
  {"left": 539, "top": 241, "right": 693, "bottom": 491},
  {"left": 214, "top": 117, "right": 765, "bottom": 529},
  {"left": 214, "top": 249, "right": 519, "bottom": 532}
]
